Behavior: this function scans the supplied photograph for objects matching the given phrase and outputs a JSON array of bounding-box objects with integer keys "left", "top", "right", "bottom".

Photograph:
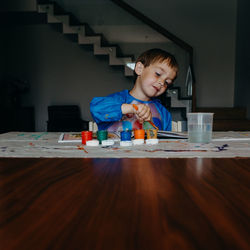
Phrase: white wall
[
  {"left": 5, "top": 25, "right": 131, "bottom": 131},
  {"left": 124, "top": 0, "right": 237, "bottom": 108}
]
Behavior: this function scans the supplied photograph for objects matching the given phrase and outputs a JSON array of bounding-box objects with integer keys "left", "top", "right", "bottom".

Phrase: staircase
[
  {"left": 37, "top": 1, "right": 193, "bottom": 113},
  {"left": 196, "top": 107, "right": 250, "bottom": 131},
  {"left": 3, "top": 1, "right": 194, "bottom": 118},
  {"left": 37, "top": 2, "right": 135, "bottom": 77}
]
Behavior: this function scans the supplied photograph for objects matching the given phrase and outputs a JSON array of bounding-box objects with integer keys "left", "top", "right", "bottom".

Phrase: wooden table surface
[{"left": 0, "top": 158, "right": 249, "bottom": 250}]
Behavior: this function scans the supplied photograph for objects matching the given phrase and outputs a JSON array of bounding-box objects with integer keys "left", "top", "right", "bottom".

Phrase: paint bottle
[
  {"left": 134, "top": 129, "right": 145, "bottom": 139},
  {"left": 120, "top": 130, "right": 132, "bottom": 141},
  {"left": 97, "top": 130, "right": 108, "bottom": 144},
  {"left": 81, "top": 131, "right": 93, "bottom": 145},
  {"left": 146, "top": 129, "right": 158, "bottom": 139}
]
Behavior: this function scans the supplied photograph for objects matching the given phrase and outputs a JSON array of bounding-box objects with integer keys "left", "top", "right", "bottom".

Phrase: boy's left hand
[{"left": 134, "top": 104, "right": 152, "bottom": 123}]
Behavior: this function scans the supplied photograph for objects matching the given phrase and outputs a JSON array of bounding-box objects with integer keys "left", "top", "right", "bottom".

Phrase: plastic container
[
  {"left": 187, "top": 113, "right": 214, "bottom": 143},
  {"left": 134, "top": 129, "right": 145, "bottom": 139},
  {"left": 146, "top": 129, "right": 158, "bottom": 139},
  {"left": 81, "top": 131, "right": 93, "bottom": 145},
  {"left": 120, "top": 130, "right": 132, "bottom": 141},
  {"left": 97, "top": 130, "right": 108, "bottom": 144}
]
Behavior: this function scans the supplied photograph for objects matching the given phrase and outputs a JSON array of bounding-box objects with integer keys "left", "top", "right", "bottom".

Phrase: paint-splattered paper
[{"left": 0, "top": 131, "right": 250, "bottom": 158}]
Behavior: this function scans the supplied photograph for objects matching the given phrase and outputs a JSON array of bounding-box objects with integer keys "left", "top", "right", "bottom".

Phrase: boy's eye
[{"left": 155, "top": 72, "right": 161, "bottom": 76}]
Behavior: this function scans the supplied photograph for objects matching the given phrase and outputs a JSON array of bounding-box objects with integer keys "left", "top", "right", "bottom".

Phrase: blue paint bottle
[{"left": 120, "top": 130, "right": 132, "bottom": 141}]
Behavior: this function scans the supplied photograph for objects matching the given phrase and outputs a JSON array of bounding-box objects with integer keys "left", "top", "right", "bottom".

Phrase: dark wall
[{"left": 235, "top": 0, "right": 250, "bottom": 118}]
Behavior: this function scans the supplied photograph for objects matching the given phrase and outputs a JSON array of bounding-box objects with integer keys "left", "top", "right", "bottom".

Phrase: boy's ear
[{"left": 134, "top": 62, "right": 144, "bottom": 75}]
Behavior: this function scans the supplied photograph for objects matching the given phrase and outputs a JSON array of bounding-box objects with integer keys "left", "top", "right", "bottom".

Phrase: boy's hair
[{"left": 134, "top": 48, "right": 178, "bottom": 79}]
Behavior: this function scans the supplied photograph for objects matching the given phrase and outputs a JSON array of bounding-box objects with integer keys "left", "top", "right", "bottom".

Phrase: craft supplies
[
  {"left": 97, "top": 130, "right": 108, "bottom": 144},
  {"left": 81, "top": 131, "right": 93, "bottom": 145},
  {"left": 133, "top": 104, "right": 158, "bottom": 130},
  {"left": 146, "top": 129, "right": 158, "bottom": 139},
  {"left": 120, "top": 130, "right": 132, "bottom": 141},
  {"left": 134, "top": 129, "right": 145, "bottom": 139}
]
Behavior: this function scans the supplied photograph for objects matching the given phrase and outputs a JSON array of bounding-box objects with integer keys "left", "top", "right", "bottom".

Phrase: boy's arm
[{"left": 90, "top": 95, "right": 135, "bottom": 124}]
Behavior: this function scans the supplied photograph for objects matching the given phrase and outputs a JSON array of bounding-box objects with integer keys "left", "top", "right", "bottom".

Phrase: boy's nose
[{"left": 158, "top": 81, "right": 165, "bottom": 87}]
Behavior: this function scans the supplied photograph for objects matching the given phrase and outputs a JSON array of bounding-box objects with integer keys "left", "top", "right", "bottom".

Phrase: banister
[{"left": 110, "top": 0, "right": 193, "bottom": 55}]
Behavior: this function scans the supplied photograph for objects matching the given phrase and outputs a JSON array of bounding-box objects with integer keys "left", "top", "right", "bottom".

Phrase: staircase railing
[{"left": 110, "top": 0, "right": 196, "bottom": 111}]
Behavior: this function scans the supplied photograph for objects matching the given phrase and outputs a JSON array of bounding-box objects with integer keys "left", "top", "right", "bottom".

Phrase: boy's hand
[
  {"left": 133, "top": 104, "right": 152, "bottom": 123},
  {"left": 121, "top": 104, "right": 152, "bottom": 123}
]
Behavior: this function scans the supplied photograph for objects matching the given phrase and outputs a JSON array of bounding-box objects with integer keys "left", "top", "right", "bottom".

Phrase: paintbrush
[{"left": 132, "top": 104, "right": 159, "bottom": 130}]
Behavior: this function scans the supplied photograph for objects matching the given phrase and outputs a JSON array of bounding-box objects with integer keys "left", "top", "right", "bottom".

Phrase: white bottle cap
[
  {"left": 132, "top": 139, "right": 144, "bottom": 145},
  {"left": 102, "top": 139, "right": 115, "bottom": 146},
  {"left": 86, "top": 140, "right": 99, "bottom": 146},
  {"left": 146, "top": 139, "right": 159, "bottom": 145},
  {"left": 120, "top": 141, "right": 133, "bottom": 147}
]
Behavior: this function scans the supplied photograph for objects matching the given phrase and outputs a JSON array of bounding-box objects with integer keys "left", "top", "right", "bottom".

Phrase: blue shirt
[{"left": 90, "top": 90, "right": 172, "bottom": 131}]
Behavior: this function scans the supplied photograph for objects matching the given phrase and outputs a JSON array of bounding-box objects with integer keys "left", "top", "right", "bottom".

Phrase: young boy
[{"left": 90, "top": 48, "right": 178, "bottom": 131}]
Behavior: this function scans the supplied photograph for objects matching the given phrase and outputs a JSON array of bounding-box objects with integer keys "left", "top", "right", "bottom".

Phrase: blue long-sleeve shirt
[{"left": 90, "top": 90, "right": 172, "bottom": 131}]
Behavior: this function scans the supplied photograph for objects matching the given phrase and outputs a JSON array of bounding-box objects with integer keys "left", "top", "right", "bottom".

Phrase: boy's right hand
[{"left": 133, "top": 104, "right": 152, "bottom": 123}]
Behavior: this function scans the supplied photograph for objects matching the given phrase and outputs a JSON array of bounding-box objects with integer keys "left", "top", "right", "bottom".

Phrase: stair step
[
  {"left": 37, "top": 2, "right": 135, "bottom": 78},
  {"left": 78, "top": 34, "right": 101, "bottom": 45},
  {"left": 63, "top": 24, "right": 85, "bottom": 34},
  {"left": 48, "top": 14, "right": 70, "bottom": 25},
  {"left": 37, "top": 1, "right": 65, "bottom": 15},
  {"left": 94, "top": 45, "right": 116, "bottom": 55},
  {"left": 196, "top": 107, "right": 247, "bottom": 120},
  {"left": 37, "top": 4, "right": 54, "bottom": 15},
  {"left": 109, "top": 57, "right": 132, "bottom": 65}
]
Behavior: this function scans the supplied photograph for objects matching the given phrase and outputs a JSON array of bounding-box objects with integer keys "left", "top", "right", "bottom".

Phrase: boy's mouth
[{"left": 153, "top": 86, "right": 160, "bottom": 92}]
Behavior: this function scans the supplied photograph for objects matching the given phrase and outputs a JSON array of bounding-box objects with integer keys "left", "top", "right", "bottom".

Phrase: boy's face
[{"left": 135, "top": 60, "right": 177, "bottom": 100}]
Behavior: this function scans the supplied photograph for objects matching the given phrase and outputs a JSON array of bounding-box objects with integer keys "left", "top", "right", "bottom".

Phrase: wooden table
[{"left": 0, "top": 158, "right": 249, "bottom": 250}]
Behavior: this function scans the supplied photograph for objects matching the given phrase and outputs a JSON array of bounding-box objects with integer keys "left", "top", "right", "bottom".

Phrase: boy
[{"left": 90, "top": 48, "right": 178, "bottom": 131}]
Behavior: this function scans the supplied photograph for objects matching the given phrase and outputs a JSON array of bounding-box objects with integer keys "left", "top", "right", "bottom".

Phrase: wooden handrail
[{"left": 110, "top": 0, "right": 193, "bottom": 55}]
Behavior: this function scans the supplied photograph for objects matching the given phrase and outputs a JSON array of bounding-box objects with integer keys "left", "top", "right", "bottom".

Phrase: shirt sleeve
[
  {"left": 154, "top": 101, "right": 172, "bottom": 131},
  {"left": 163, "top": 109, "right": 172, "bottom": 131},
  {"left": 90, "top": 91, "right": 126, "bottom": 124}
]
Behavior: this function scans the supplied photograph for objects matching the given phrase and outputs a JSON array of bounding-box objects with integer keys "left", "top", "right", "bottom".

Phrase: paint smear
[{"left": 77, "top": 145, "right": 88, "bottom": 153}]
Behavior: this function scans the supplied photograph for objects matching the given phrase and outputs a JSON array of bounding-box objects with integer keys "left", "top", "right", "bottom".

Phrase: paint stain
[
  {"left": 77, "top": 145, "right": 88, "bottom": 153},
  {"left": 216, "top": 144, "right": 228, "bottom": 152},
  {"left": 124, "top": 150, "right": 132, "bottom": 153},
  {"left": 145, "top": 149, "right": 208, "bottom": 153},
  {"left": 1, "top": 147, "right": 7, "bottom": 152}
]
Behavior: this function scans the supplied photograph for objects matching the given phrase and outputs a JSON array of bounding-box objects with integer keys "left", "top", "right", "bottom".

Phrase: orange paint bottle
[{"left": 134, "top": 129, "right": 145, "bottom": 139}]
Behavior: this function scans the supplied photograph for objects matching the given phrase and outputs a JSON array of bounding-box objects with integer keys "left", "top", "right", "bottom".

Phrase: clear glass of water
[{"left": 187, "top": 113, "right": 214, "bottom": 143}]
